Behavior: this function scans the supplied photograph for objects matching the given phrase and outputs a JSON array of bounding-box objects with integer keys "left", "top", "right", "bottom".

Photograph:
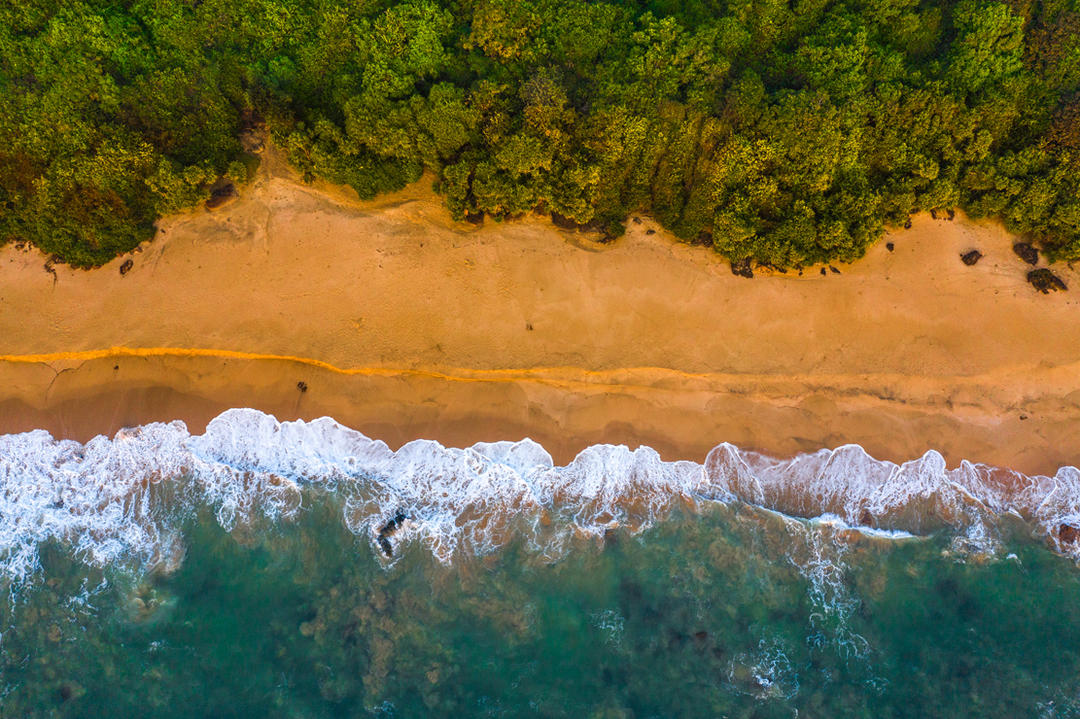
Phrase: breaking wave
[{"left": 1, "top": 408, "right": 1079, "bottom": 585}]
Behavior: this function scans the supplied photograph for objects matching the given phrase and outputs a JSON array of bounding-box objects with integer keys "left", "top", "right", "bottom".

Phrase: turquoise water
[{"left": 2, "top": 410, "right": 1080, "bottom": 717}]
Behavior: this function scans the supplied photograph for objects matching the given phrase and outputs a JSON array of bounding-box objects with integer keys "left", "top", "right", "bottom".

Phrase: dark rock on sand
[
  {"left": 119, "top": 258, "right": 134, "bottom": 275},
  {"left": 730, "top": 257, "right": 753, "bottom": 278},
  {"left": 829, "top": 265, "right": 841, "bottom": 274},
  {"left": 1013, "top": 242, "right": 1039, "bottom": 265},
  {"left": 820, "top": 267, "right": 827, "bottom": 276},
  {"left": 904, "top": 219, "right": 912, "bottom": 229},
  {"left": 886, "top": 242, "right": 894, "bottom": 252},
  {"left": 297, "top": 381, "right": 308, "bottom": 392},
  {"left": 1027, "top": 268, "right": 1067, "bottom": 293},
  {"left": 960, "top": 250, "right": 982, "bottom": 266},
  {"left": 205, "top": 182, "right": 237, "bottom": 210},
  {"left": 692, "top": 231, "right": 713, "bottom": 247},
  {"left": 645, "top": 229, "right": 656, "bottom": 235}
]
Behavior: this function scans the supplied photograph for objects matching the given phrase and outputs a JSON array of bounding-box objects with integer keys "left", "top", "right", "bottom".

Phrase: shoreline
[
  {"left": 3, "top": 350, "right": 1079, "bottom": 475},
  {"left": 2, "top": 147, "right": 1079, "bottom": 475}
]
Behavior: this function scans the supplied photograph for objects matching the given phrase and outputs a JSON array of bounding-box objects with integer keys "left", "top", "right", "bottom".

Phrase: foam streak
[{"left": 0, "top": 408, "right": 1077, "bottom": 585}]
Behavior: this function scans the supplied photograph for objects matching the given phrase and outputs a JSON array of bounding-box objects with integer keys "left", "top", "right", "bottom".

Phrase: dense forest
[{"left": 0, "top": 0, "right": 1078, "bottom": 267}]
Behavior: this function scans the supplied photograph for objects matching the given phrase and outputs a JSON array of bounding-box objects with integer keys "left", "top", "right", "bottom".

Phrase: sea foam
[{"left": 0, "top": 408, "right": 1078, "bottom": 584}]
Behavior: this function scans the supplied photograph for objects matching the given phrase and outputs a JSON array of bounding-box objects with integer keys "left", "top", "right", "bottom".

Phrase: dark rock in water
[
  {"left": 886, "top": 242, "right": 895, "bottom": 252},
  {"left": 645, "top": 229, "right": 656, "bottom": 235},
  {"left": 960, "top": 250, "right": 982, "bottom": 266},
  {"left": 296, "top": 381, "right": 308, "bottom": 393},
  {"left": 1013, "top": 242, "right": 1039, "bottom": 265},
  {"left": 730, "top": 257, "right": 753, "bottom": 278},
  {"left": 820, "top": 267, "right": 827, "bottom": 276},
  {"left": 376, "top": 511, "right": 408, "bottom": 557},
  {"left": 1028, "top": 268, "right": 1067, "bottom": 293},
  {"left": 379, "top": 511, "right": 407, "bottom": 538},
  {"left": 1059, "top": 524, "right": 1080, "bottom": 545},
  {"left": 119, "top": 258, "right": 134, "bottom": 276},
  {"left": 829, "top": 265, "right": 840, "bottom": 274},
  {"left": 693, "top": 631, "right": 708, "bottom": 642},
  {"left": 904, "top": 219, "right": 912, "bottom": 229}
]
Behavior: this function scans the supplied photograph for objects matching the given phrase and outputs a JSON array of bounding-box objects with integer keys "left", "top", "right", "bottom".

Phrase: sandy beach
[{"left": 1, "top": 147, "right": 1078, "bottom": 475}]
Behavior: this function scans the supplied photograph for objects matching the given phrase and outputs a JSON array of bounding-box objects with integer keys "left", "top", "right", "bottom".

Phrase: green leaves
[
  {"left": 1, "top": 0, "right": 1077, "bottom": 266},
  {"left": 946, "top": 1, "right": 1026, "bottom": 96}
]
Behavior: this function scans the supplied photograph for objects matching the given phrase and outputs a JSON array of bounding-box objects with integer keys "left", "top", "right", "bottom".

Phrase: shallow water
[{"left": 2, "top": 409, "right": 1080, "bottom": 717}]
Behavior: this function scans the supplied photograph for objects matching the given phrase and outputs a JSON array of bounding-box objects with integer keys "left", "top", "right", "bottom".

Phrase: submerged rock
[
  {"left": 1013, "top": 242, "right": 1039, "bottom": 265},
  {"left": 1027, "top": 268, "right": 1067, "bottom": 294},
  {"left": 960, "top": 250, "right": 982, "bottom": 266}
]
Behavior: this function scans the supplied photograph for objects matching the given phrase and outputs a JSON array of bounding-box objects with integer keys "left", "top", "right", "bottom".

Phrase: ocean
[{"left": 2, "top": 408, "right": 1079, "bottom": 717}]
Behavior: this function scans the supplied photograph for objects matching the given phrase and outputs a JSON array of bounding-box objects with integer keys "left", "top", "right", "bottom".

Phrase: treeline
[{"left": 1, "top": 0, "right": 1078, "bottom": 267}]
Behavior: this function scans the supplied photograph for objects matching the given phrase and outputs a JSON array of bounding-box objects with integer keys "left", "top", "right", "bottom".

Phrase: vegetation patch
[{"left": 2, "top": 0, "right": 1079, "bottom": 267}]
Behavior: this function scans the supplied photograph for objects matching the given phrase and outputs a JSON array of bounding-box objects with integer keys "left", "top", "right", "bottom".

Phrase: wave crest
[{"left": 1, "top": 408, "right": 1078, "bottom": 584}]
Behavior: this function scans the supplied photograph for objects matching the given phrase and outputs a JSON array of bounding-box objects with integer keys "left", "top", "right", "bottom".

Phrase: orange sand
[{"left": 1, "top": 146, "right": 1078, "bottom": 474}]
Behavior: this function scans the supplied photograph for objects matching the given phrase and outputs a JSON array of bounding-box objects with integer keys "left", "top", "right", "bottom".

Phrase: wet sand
[{"left": 1, "top": 147, "right": 1078, "bottom": 474}]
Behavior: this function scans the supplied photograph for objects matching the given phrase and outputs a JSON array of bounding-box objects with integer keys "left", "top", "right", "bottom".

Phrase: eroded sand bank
[{"left": 1, "top": 148, "right": 1078, "bottom": 474}]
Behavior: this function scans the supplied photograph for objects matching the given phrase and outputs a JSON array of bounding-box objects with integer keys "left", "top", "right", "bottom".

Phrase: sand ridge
[{"left": 1, "top": 146, "right": 1078, "bottom": 474}]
